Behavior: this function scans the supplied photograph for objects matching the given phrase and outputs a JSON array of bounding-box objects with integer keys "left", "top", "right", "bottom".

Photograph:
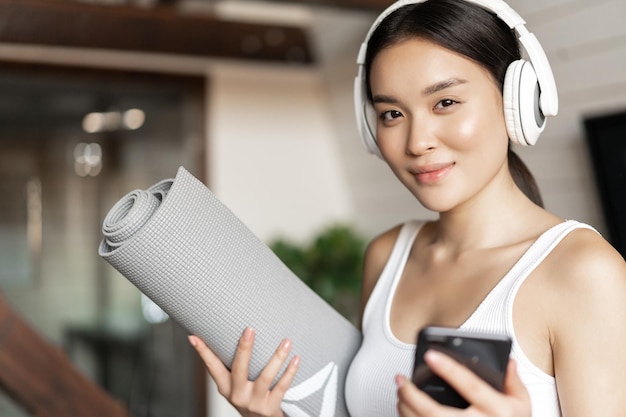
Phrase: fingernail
[
  {"left": 243, "top": 327, "right": 254, "bottom": 341},
  {"left": 424, "top": 349, "right": 444, "bottom": 364},
  {"left": 281, "top": 338, "right": 292, "bottom": 352},
  {"left": 291, "top": 356, "right": 301, "bottom": 367},
  {"left": 395, "top": 375, "right": 407, "bottom": 388},
  {"left": 188, "top": 335, "right": 197, "bottom": 347}
]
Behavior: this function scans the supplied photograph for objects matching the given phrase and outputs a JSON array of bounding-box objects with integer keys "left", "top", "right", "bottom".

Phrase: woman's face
[{"left": 369, "top": 37, "right": 511, "bottom": 213}]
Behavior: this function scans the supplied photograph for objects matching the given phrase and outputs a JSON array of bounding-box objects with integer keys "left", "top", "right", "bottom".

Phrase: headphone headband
[{"left": 358, "top": 0, "right": 524, "bottom": 62}]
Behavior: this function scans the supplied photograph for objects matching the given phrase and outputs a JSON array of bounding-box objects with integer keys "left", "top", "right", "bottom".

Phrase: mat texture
[{"left": 98, "top": 166, "right": 361, "bottom": 417}]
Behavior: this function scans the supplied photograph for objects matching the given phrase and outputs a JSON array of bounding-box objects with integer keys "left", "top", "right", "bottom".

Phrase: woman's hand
[
  {"left": 188, "top": 327, "right": 300, "bottom": 417},
  {"left": 396, "top": 350, "right": 531, "bottom": 417}
]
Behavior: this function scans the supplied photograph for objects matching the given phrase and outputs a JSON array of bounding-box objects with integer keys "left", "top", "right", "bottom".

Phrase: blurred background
[{"left": 0, "top": 0, "right": 624, "bottom": 416}]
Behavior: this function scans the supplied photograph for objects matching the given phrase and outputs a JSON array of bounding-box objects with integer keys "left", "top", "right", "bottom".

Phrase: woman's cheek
[
  {"left": 443, "top": 113, "right": 483, "bottom": 150},
  {"left": 378, "top": 125, "right": 409, "bottom": 157}
]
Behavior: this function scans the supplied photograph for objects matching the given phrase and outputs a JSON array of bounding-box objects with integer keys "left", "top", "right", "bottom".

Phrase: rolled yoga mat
[{"left": 98, "top": 166, "right": 361, "bottom": 417}]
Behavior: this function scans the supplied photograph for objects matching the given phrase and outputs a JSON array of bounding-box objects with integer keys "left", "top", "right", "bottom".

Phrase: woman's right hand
[{"left": 188, "top": 327, "right": 300, "bottom": 417}]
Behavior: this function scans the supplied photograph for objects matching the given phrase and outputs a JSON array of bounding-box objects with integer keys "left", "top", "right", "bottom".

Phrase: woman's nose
[{"left": 405, "top": 122, "right": 436, "bottom": 156}]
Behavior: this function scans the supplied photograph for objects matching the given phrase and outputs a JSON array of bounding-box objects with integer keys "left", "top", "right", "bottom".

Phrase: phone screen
[{"left": 411, "top": 326, "right": 512, "bottom": 408}]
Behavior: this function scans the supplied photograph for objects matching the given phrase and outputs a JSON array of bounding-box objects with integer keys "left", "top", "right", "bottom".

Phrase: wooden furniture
[{"left": 0, "top": 295, "right": 130, "bottom": 417}]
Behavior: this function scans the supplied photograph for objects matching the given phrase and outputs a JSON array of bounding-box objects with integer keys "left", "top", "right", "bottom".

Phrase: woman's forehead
[{"left": 369, "top": 38, "right": 495, "bottom": 91}]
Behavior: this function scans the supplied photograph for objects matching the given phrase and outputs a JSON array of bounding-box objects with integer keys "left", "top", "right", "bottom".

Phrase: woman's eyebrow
[
  {"left": 372, "top": 78, "right": 468, "bottom": 104},
  {"left": 421, "top": 78, "right": 467, "bottom": 96},
  {"left": 372, "top": 94, "right": 398, "bottom": 104}
]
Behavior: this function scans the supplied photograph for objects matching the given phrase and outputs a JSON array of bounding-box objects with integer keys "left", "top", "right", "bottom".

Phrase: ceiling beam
[
  {"left": 266, "top": 0, "right": 394, "bottom": 11},
  {"left": 0, "top": 0, "right": 314, "bottom": 64}
]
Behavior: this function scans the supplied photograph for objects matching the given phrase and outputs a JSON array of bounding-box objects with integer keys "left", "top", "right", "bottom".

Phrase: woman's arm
[{"left": 549, "top": 232, "right": 626, "bottom": 417}]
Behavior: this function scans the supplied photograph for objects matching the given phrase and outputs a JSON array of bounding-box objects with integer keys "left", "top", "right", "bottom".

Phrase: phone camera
[{"left": 452, "top": 337, "right": 463, "bottom": 347}]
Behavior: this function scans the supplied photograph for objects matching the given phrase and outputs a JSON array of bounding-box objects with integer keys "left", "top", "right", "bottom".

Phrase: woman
[{"left": 189, "top": 1, "right": 626, "bottom": 416}]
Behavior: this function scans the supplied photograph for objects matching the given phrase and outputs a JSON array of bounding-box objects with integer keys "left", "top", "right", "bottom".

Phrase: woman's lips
[{"left": 411, "top": 162, "right": 455, "bottom": 184}]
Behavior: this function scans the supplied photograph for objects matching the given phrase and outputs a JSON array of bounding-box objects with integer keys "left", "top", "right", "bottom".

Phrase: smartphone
[{"left": 411, "top": 326, "right": 512, "bottom": 409}]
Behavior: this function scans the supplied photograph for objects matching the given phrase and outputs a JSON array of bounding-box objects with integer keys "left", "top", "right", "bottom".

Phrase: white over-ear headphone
[{"left": 354, "top": 0, "right": 559, "bottom": 158}]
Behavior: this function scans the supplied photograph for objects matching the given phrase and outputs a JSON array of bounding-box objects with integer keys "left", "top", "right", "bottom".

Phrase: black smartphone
[{"left": 411, "top": 326, "right": 512, "bottom": 409}]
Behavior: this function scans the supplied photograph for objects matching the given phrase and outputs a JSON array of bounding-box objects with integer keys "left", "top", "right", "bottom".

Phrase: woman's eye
[
  {"left": 380, "top": 110, "right": 403, "bottom": 121},
  {"left": 435, "top": 99, "right": 458, "bottom": 109}
]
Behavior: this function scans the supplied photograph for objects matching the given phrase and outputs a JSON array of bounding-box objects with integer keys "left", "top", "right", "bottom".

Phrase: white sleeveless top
[{"left": 345, "top": 220, "right": 596, "bottom": 417}]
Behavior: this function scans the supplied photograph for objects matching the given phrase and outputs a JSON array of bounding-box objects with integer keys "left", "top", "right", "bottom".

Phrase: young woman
[{"left": 189, "top": 1, "right": 626, "bottom": 416}]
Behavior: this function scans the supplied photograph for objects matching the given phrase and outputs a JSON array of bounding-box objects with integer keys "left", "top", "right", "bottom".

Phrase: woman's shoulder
[
  {"left": 357, "top": 220, "right": 425, "bottom": 326},
  {"left": 362, "top": 223, "right": 404, "bottom": 283},
  {"left": 549, "top": 222, "right": 625, "bottom": 281},
  {"left": 363, "top": 220, "right": 426, "bottom": 276},
  {"left": 543, "top": 222, "right": 626, "bottom": 320}
]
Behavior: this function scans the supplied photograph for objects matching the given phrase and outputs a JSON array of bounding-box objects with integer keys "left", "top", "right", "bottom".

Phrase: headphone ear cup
[
  {"left": 362, "top": 101, "right": 382, "bottom": 157},
  {"left": 503, "top": 59, "right": 546, "bottom": 146},
  {"left": 503, "top": 60, "right": 525, "bottom": 146},
  {"left": 354, "top": 70, "right": 383, "bottom": 158}
]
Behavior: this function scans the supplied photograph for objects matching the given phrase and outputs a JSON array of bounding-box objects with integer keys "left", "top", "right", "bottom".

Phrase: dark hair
[{"left": 365, "top": 0, "right": 544, "bottom": 207}]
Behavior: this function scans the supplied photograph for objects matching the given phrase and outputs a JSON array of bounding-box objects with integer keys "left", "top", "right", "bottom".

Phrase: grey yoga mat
[{"left": 98, "top": 166, "right": 362, "bottom": 417}]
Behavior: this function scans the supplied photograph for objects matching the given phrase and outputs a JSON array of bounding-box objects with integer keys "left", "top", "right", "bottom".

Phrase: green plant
[{"left": 268, "top": 224, "right": 366, "bottom": 324}]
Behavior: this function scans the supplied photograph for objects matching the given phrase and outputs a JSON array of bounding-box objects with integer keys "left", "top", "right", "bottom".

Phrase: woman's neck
[{"left": 432, "top": 180, "right": 547, "bottom": 255}]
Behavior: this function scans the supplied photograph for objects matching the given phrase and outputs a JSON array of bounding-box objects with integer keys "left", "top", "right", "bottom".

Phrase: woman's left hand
[{"left": 396, "top": 350, "right": 531, "bottom": 417}]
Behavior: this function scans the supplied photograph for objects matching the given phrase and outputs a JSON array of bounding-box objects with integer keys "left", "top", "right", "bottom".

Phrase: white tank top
[{"left": 345, "top": 219, "right": 596, "bottom": 417}]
